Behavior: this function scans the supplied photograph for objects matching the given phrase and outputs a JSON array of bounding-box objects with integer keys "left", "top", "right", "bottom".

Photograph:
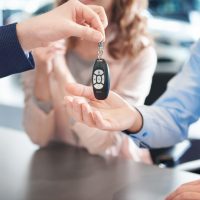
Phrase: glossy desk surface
[{"left": 0, "top": 127, "right": 199, "bottom": 200}]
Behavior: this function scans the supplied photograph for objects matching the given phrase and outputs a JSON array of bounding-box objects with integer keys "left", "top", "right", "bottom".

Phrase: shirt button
[{"left": 142, "top": 132, "right": 148, "bottom": 137}]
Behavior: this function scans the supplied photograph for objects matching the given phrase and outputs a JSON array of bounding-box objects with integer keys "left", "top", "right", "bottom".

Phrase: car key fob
[{"left": 92, "top": 58, "right": 110, "bottom": 100}]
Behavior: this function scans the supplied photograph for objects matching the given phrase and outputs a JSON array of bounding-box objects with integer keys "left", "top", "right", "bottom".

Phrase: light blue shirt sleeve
[{"left": 130, "top": 41, "right": 200, "bottom": 148}]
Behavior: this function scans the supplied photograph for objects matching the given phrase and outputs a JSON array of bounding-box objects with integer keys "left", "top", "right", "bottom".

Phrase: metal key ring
[{"left": 98, "top": 41, "right": 104, "bottom": 59}]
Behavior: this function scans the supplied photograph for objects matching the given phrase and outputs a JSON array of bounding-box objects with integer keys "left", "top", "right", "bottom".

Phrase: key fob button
[
  {"left": 94, "top": 69, "right": 104, "bottom": 75},
  {"left": 97, "top": 76, "right": 101, "bottom": 83},
  {"left": 94, "top": 84, "right": 103, "bottom": 89},
  {"left": 93, "top": 75, "right": 96, "bottom": 84},
  {"left": 101, "top": 75, "right": 104, "bottom": 84},
  {"left": 94, "top": 84, "right": 98, "bottom": 89}
]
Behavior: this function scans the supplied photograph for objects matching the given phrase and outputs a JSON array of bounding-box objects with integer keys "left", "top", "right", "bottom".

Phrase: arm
[
  {"left": 64, "top": 41, "right": 200, "bottom": 149},
  {"left": 23, "top": 45, "right": 79, "bottom": 147},
  {"left": 22, "top": 44, "right": 66, "bottom": 146},
  {"left": 52, "top": 56, "right": 115, "bottom": 153},
  {"left": 0, "top": 0, "right": 107, "bottom": 78},
  {"left": 17, "top": 0, "right": 107, "bottom": 51},
  {"left": 22, "top": 69, "right": 55, "bottom": 146},
  {"left": 130, "top": 41, "right": 200, "bottom": 148},
  {"left": 0, "top": 23, "right": 34, "bottom": 78}
]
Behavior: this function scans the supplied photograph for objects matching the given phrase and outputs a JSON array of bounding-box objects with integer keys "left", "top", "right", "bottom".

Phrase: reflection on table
[{"left": 0, "top": 128, "right": 199, "bottom": 200}]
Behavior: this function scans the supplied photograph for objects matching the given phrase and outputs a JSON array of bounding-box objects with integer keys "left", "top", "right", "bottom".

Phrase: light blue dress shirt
[{"left": 130, "top": 41, "right": 200, "bottom": 148}]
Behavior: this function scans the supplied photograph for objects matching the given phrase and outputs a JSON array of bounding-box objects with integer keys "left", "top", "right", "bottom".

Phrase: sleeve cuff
[{"left": 123, "top": 105, "right": 152, "bottom": 148}]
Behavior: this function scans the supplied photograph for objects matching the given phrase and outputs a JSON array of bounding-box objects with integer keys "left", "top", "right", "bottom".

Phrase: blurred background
[{"left": 0, "top": 0, "right": 200, "bottom": 170}]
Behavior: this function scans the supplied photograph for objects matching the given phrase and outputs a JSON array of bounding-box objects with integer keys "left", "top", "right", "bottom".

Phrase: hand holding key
[{"left": 17, "top": 0, "right": 108, "bottom": 51}]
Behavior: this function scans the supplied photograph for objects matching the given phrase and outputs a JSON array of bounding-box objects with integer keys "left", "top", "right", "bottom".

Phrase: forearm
[
  {"left": 34, "top": 74, "right": 51, "bottom": 101},
  {"left": 34, "top": 61, "right": 52, "bottom": 101},
  {"left": 22, "top": 71, "right": 55, "bottom": 146},
  {"left": 128, "top": 104, "right": 194, "bottom": 148},
  {"left": 126, "top": 88, "right": 200, "bottom": 148},
  {"left": 23, "top": 97, "right": 55, "bottom": 146},
  {"left": 127, "top": 42, "right": 200, "bottom": 148}
]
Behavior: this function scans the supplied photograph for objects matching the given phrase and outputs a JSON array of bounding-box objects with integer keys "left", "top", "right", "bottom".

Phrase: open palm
[{"left": 64, "top": 83, "right": 136, "bottom": 131}]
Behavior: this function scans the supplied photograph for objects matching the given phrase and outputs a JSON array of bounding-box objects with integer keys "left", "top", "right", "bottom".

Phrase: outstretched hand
[{"left": 64, "top": 83, "right": 142, "bottom": 132}]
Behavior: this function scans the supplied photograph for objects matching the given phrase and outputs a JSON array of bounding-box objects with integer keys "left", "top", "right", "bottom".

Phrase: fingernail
[
  {"left": 94, "top": 31, "right": 103, "bottom": 42},
  {"left": 104, "top": 21, "right": 108, "bottom": 28}
]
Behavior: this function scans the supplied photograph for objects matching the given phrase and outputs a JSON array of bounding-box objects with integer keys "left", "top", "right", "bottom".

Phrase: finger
[
  {"left": 51, "top": 42, "right": 66, "bottom": 51},
  {"left": 79, "top": 3, "right": 105, "bottom": 37},
  {"left": 51, "top": 48, "right": 66, "bottom": 56},
  {"left": 72, "top": 98, "right": 84, "bottom": 122},
  {"left": 66, "top": 83, "right": 95, "bottom": 100},
  {"left": 50, "top": 43, "right": 66, "bottom": 54},
  {"left": 88, "top": 5, "right": 108, "bottom": 28},
  {"left": 70, "top": 3, "right": 105, "bottom": 42},
  {"left": 54, "top": 49, "right": 66, "bottom": 55},
  {"left": 64, "top": 96, "right": 73, "bottom": 116},
  {"left": 82, "top": 103, "right": 96, "bottom": 127},
  {"left": 51, "top": 46, "right": 66, "bottom": 52},
  {"left": 70, "top": 23, "right": 103, "bottom": 42},
  {"left": 53, "top": 39, "right": 66, "bottom": 46}
]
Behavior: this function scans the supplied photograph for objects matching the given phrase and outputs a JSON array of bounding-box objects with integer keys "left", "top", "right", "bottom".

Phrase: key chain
[{"left": 92, "top": 41, "right": 110, "bottom": 100}]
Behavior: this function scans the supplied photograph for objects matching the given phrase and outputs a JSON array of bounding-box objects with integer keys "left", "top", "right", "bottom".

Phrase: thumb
[
  {"left": 69, "top": 23, "right": 104, "bottom": 42},
  {"left": 66, "top": 83, "right": 95, "bottom": 100}
]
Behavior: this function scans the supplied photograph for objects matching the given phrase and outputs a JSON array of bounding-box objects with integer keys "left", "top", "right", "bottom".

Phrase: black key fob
[{"left": 92, "top": 58, "right": 110, "bottom": 100}]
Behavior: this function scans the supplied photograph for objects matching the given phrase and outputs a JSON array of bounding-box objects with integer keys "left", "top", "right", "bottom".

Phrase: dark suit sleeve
[{"left": 0, "top": 23, "right": 35, "bottom": 78}]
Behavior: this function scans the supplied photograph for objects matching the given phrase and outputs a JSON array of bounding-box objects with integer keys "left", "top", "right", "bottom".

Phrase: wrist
[
  {"left": 34, "top": 57, "right": 53, "bottom": 74},
  {"left": 34, "top": 75, "right": 51, "bottom": 101},
  {"left": 34, "top": 60, "right": 50, "bottom": 71},
  {"left": 16, "top": 15, "right": 48, "bottom": 51},
  {"left": 32, "top": 96, "right": 53, "bottom": 114},
  {"left": 16, "top": 22, "right": 29, "bottom": 51},
  {"left": 16, "top": 19, "right": 39, "bottom": 51},
  {"left": 34, "top": 88, "right": 51, "bottom": 102},
  {"left": 128, "top": 107, "right": 143, "bottom": 133}
]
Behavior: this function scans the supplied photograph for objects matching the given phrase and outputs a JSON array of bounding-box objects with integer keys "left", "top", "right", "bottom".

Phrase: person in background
[
  {"left": 0, "top": 0, "right": 106, "bottom": 78},
  {"left": 23, "top": 0, "right": 157, "bottom": 162},
  {"left": 64, "top": 40, "right": 200, "bottom": 200}
]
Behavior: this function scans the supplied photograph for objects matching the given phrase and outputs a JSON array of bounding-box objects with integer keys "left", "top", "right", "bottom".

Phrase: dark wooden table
[{"left": 0, "top": 128, "right": 199, "bottom": 200}]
